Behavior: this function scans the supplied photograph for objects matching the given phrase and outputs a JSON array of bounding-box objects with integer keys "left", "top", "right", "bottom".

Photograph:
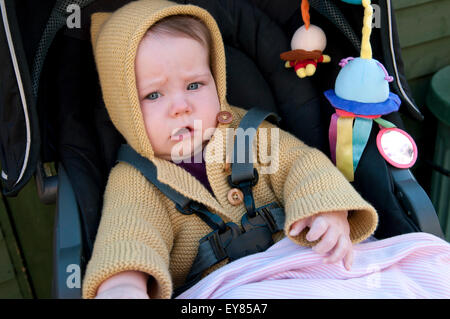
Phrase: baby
[{"left": 83, "top": 0, "right": 378, "bottom": 299}]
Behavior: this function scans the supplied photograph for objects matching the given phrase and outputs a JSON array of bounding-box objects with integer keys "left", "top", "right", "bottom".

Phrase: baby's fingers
[
  {"left": 312, "top": 228, "right": 338, "bottom": 255},
  {"left": 344, "top": 247, "right": 354, "bottom": 271},
  {"left": 289, "top": 218, "right": 310, "bottom": 237},
  {"left": 306, "top": 216, "right": 329, "bottom": 242},
  {"left": 323, "top": 235, "right": 351, "bottom": 266}
]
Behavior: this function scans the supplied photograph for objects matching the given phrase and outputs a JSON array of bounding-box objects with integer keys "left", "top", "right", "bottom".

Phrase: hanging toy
[
  {"left": 324, "top": 0, "right": 416, "bottom": 182},
  {"left": 280, "top": 0, "right": 331, "bottom": 78}
]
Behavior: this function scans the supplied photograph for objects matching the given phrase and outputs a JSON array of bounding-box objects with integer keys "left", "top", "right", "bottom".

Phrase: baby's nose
[{"left": 169, "top": 98, "right": 192, "bottom": 117}]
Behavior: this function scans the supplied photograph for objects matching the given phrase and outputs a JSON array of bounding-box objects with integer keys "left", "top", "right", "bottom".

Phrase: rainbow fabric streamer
[
  {"left": 330, "top": 115, "right": 373, "bottom": 181},
  {"left": 352, "top": 117, "right": 373, "bottom": 171},
  {"left": 336, "top": 116, "right": 354, "bottom": 181}
]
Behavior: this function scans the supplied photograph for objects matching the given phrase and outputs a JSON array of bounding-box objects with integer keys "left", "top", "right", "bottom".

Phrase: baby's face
[{"left": 135, "top": 32, "right": 220, "bottom": 161}]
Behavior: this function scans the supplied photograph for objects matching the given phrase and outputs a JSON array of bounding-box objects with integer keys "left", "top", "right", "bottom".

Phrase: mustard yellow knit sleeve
[
  {"left": 82, "top": 162, "right": 174, "bottom": 299},
  {"left": 266, "top": 126, "right": 378, "bottom": 247}
]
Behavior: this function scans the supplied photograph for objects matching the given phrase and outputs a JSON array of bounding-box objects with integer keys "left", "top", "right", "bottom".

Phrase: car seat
[{"left": 0, "top": 0, "right": 444, "bottom": 299}]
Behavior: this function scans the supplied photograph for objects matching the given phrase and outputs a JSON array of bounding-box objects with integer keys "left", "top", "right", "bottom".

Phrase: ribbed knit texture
[{"left": 83, "top": 0, "right": 378, "bottom": 299}]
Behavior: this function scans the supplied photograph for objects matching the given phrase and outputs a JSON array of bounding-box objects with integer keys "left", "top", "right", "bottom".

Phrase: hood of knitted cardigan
[{"left": 90, "top": 0, "right": 232, "bottom": 162}]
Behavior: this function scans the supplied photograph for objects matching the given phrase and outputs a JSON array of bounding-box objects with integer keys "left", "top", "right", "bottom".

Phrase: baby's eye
[
  {"left": 146, "top": 92, "right": 161, "bottom": 100},
  {"left": 187, "top": 82, "right": 202, "bottom": 90}
]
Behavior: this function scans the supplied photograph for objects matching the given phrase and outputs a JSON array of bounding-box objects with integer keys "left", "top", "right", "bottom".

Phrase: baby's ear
[{"left": 90, "top": 12, "right": 112, "bottom": 47}]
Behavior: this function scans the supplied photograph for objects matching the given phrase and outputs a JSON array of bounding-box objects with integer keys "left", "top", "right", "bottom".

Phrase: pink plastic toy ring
[{"left": 376, "top": 127, "right": 418, "bottom": 169}]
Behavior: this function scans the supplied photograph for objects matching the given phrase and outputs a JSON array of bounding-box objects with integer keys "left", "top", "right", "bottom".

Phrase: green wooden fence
[
  {"left": 395, "top": 0, "right": 450, "bottom": 102},
  {"left": 394, "top": 0, "right": 450, "bottom": 195},
  {"left": 0, "top": 176, "right": 54, "bottom": 299}
]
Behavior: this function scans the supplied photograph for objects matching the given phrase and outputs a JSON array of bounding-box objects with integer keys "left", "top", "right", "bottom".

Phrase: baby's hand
[
  {"left": 95, "top": 283, "right": 150, "bottom": 299},
  {"left": 289, "top": 210, "right": 353, "bottom": 270},
  {"left": 94, "top": 270, "right": 150, "bottom": 299}
]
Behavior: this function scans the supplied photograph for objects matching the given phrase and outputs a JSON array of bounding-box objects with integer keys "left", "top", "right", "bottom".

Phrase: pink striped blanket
[{"left": 176, "top": 232, "right": 450, "bottom": 299}]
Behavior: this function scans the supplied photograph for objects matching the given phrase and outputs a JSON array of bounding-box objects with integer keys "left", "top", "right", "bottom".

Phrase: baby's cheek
[{"left": 143, "top": 117, "right": 164, "bottom": 148}]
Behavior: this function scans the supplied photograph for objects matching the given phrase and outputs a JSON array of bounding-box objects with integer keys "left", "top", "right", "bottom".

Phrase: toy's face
[
  {"left": 291, "top": 25, "right": 327, "bottom": 52},
  {"left": 135, "top": 33, "right": 220, "bottom": 161}
]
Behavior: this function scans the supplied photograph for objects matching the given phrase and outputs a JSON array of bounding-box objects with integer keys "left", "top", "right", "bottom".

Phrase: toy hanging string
[
  {"left": 361, "top": 0, "right": 373, "bottom": 59},
  {"left": 301, "top": 0, "right": 310, "bottom": 29}
]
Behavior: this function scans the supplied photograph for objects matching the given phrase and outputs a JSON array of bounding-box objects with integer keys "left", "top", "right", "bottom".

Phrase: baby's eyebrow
[
  {"left": 144, "top": 77, "right": 166, "bottom": 87},
  {"left": 183, "top": 72, "right": 211, "bottom": 81}
]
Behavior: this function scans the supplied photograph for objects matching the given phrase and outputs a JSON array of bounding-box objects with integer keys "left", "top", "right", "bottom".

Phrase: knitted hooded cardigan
[{"left": 83, "top": 0, "right": 378, "bottom": 299}]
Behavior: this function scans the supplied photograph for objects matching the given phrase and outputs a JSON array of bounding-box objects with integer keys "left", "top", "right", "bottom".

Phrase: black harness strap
[
  {"left": 229, "top": 108, "right": 280, "bottom": 216},
  {"left": 230, "top": 108, "right": 280, "bottom": 185}
]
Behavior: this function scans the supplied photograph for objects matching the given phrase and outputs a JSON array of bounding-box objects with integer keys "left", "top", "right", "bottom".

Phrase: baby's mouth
[{"left": 171, "top": 126, "right": 194, "bottom": 141}]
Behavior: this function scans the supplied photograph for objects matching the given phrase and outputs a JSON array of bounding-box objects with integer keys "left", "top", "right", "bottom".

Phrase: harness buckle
[
  {"left": 201, "top": 222, "right": 242, "bottom": 262},
  {"left": 257, "top": 206, "right": 278, "bottom": 233},
  {"left": 227, "top": 168, "right": 259, "bottom": 188},
  {"left": 176, "top": 203, "right": 194, "bottom": 215},
  {"left": 225, "top": 226, "right": 274, "bottom": 261},
  {"left": 241, "top": 203, "right": 279, "bottom": 232}
]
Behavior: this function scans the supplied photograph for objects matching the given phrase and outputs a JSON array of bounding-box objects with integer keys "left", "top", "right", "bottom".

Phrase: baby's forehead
[
  {"left": 136, "top": 33, "right": 211, "bottom": 72},
  {"left": 136, "top": 34, "right": 210, "bottom": 62},
  {"left": 135, "top": 34, "right": 213, "bottom": 89},
  {"left": 139, "top": 14, "right": 212, "bottom": 56},
  {"left": 140, "top": 31, "right": 209, "bottom": 52}
]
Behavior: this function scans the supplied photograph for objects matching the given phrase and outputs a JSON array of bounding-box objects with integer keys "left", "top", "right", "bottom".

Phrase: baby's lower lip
[{"left": 171, "top": 129, "right": 193, "bottom": 141}]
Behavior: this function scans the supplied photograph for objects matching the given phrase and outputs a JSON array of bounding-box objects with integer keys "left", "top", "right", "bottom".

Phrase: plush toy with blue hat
[
  {"left": 326, "top": 57, "right": 400, "bottom": 116},
  {"left": 324, "top": 0, "right": 411, "bottom": 182}
]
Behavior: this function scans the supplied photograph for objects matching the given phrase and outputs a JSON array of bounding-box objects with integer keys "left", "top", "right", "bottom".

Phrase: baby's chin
[{"left": 161, "top": 139, "right": 207, "bottom": 163}]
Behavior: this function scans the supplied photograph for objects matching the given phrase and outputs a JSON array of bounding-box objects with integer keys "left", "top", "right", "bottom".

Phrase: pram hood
[{"left": 90, "top": 0, "right": 233, "bottom": 162}]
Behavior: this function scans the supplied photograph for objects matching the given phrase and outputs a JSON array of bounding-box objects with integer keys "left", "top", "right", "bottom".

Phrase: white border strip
[
  {"left": 0, "top": 0, "right": 31, "bottom": 186},
  {"left": 386, "top": 0, "right": 421, "bottom": 116}
]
